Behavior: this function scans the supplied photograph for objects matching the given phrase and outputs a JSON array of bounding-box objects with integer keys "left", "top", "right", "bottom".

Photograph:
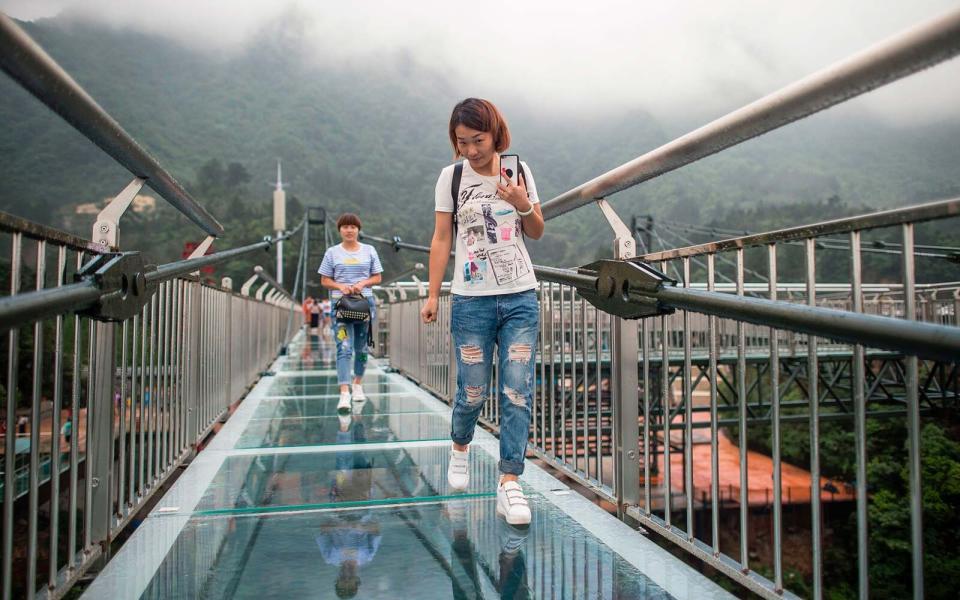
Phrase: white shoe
[
  {"left": 496, "top": 481, "right": 531, "bottom": 525},
  {"left": 447, "top": 447, "right": 469, "bottom": 492},
  {"left": 352, "top": 384, "right": 367, "bottom": 401},
  {"left": 337, "top": 414, "right": 352, "bottom": 429},
  {"left": 351, "top": 397, "right": 366, "bottom": 416},
  {"left": 337, "top": 391, "right": 351, "bottom": 414}
]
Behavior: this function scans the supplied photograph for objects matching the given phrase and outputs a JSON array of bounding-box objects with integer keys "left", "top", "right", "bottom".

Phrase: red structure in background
[{"left": 182, "top": 241, "right": 215, "bottom": 276}]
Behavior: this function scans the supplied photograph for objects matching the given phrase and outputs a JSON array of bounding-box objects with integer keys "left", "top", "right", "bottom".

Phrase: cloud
[{"left": 3, "top": 0, "right": 959, "bottom": 124}]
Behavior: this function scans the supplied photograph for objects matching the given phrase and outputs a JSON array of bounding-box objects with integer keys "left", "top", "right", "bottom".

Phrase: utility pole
[{"left": 273, "top": 160, "right": 287, "bottom": 284}]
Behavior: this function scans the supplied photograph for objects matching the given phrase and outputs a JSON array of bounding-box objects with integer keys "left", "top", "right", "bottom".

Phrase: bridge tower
[{"left": 273, "top": 159, "right": 288, "bottom": 284}]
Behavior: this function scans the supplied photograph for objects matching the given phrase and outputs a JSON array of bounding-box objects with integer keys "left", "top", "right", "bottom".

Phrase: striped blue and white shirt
[{"left": 318, "top": 243, "right": 383, "bottom": 300}]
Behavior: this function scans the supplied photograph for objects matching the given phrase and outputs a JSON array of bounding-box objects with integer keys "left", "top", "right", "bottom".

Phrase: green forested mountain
[{"left": 1, "top": 14, "right": 959, "bottom": 279}]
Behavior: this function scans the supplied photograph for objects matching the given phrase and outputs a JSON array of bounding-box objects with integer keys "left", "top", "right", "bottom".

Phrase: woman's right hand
[
  {"left": 339, "top": 284, "right": 354, "bottom": 295},
  {"left": 421, "top": 297, "right": 438, "bottom": 323}
]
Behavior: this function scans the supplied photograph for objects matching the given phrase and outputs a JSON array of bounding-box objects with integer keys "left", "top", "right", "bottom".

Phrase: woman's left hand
[{"left": 496, "top": 169, "right": 531, "bottom": 211}]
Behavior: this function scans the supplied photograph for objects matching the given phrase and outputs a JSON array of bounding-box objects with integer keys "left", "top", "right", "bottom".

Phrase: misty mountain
[{"left": 1, "top": 14, "right": 958, "bottom": 269}]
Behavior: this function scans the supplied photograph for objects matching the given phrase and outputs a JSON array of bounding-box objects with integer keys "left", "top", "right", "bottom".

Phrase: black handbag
[{"left": 334, "top": 294, "right": 371, "bottom": 323}]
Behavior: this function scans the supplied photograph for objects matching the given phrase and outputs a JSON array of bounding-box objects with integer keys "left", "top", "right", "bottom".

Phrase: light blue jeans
[
  {"left": 334, "top": 297, "right": 376, "bottom": 385},
  {"left": 450, "top": 289, "right": 539, "bottom": 475}
]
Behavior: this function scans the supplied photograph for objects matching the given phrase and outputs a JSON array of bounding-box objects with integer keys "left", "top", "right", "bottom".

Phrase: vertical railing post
[
  {"left": 88, "top": 321, "right": 115, "bottom": 556},
  {"left": 448, "top": 300, "right": 457, "bottom": 404},
  {"left": 901, "top": 224, "right": 923, "bottom": 599},
  {"left": 595, "top": 199, "right": 640, "bottom": 517},
  {"left": 223, "top": 279, "right": 233, "bottom": 408},
  {"left": 187, "top": 279, "right": 202, "bottom": 445}
]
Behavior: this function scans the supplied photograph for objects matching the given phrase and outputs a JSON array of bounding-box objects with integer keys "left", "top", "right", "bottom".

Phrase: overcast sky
[{"left": 3, "top": 0, "right": 959, "bottom": 124}]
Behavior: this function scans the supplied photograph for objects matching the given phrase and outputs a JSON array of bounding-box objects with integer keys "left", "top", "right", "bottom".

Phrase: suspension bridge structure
[{"left": 1, "top": 8, "right": 960, "bottom": 600}]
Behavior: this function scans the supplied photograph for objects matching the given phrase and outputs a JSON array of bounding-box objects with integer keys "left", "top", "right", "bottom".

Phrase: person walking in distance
[
  {"left": 320, "top": 213, "right": 384, "bottom": 413},
  {"left": 421, "top": 98, "right": 544, "bottom": 525}
]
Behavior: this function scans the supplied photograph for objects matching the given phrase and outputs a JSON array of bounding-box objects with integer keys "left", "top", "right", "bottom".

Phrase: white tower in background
[{"left": 273, "top": 160, "right": 287, "bottom": 284}]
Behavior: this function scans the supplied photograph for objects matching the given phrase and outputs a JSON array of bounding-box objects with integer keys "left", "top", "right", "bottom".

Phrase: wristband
[{"left": 517, "top": 203, "right": 535, "bottom": 217}]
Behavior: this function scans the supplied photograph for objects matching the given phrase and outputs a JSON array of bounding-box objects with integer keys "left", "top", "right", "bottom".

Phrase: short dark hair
[
  {"left": 448, "top": 98, "right": 511, "bottom": 159},
  {"left": 337, "top": 213, "right": 362, "bottom": 230}
]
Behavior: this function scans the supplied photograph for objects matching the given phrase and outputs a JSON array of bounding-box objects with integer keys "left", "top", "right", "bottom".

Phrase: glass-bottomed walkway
[{"left": 83, "top": 333, "right": 733, "bottom": 599}]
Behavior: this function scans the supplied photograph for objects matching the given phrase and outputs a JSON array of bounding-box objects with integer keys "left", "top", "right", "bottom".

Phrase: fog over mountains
[{"left": 1, "top": 12, "right": 958, "bottom": 267}]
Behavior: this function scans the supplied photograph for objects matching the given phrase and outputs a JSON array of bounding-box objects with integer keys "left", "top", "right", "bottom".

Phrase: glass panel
[
  {"left": 271, "top": 374, "right": 391, "bottom": 385},
  {"left": 266, "top": 379, "right": 408, "bottom": 398},
  {"left": 194, "top": 445, "right": 499, "bottom": 514},
  {"left": 235, "top": 412, "right": 450, "bottom": 449},
  {"left": 252, "top": 395, "right": 434, "bottom": 420},
  {"left": 142, "top": 496, "right": 673, "bottom": 599},
  {"left": 275, "top": 359, "right": 339, "bottom": 371}
]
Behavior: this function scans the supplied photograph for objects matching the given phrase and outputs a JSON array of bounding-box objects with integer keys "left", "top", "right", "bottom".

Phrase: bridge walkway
[{"left": 82, "top": 332, "right": 733, "bottom": 599}]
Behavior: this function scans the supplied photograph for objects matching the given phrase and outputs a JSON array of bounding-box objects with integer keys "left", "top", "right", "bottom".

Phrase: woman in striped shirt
[{"left": 319, "top": 213, "right": 384, "bottom": 413}]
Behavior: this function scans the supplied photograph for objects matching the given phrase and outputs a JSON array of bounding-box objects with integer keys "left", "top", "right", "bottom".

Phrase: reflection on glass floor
[
  {"left": 141, "top": 497, "right": 669, "bottom": 600},
  {"left": 253, "top": 394, "right": 433, "bottom": 419},
  {"left": 235, "top": 412, "right": 451, "bottom": 449},
  {"left": 83, "top": 334, "right": 732, "bottom": 599},
  {"left": 265, "top": 379, "right": 411, "bottom": 397},
  {"left": 195, "top": 445, "right": 499, "bottom": 514}
]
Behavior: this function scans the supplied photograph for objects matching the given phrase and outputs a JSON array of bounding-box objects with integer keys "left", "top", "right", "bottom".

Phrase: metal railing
[
  {"left": 539, "top": 9, "right": 960, "bottom": 220},
  {"left": 0, "top": 13, "right": 222, "bottom": 237},
  {"left": 0, "top": 213, "right": 299, "bottom": 600},
  {"left": 0, "top": 14, "right": 308, "bottom": 600},
  {"left": 376, "top": 8, "right": 960, "bottom": 600},
  {"left": 383, "top": 203, "right": 960, "bottom": 600}
]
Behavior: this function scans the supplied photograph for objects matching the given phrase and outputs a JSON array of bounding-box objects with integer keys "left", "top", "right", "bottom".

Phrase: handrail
[
  {"left": 0, "top": 229, "right": 299, "bottom": 332},
  {"left": 361, "top": 233, "right": 452, "bottom": 256},
  {"left": 146, "top": 233, "right": 292, "bottom": 283},
  {"left": 641, "top": 196, "right": 960, "bottom": 261},
  {"left": 0, "top": 210, "right": 104, "bottom": 253},
  {"left": 0, "top": 13, "right": 224, "bottom": 237},
  {"left": 362, "top": 233, "right": 960, "bottom": 363},
  {"left": 637, "top": 284, "right": 960, "bottom": 364},
  {"left": 539, "top": 8, "right": 960, "bottom": 220}
]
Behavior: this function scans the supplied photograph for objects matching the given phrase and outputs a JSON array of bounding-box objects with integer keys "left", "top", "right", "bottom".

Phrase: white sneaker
[
  {"left": 496, "top": 481, "right": 531, "bottom": 525},
  {"left": 352, "top": 383, "right": 367, "bottom": 401},
  {"left": 337, "top": 413, "right": 352, "bottom": 429},
  {"left": 337, "top": 391, "right": 351, "bottom": 414},
  {"left": 447, "top": 447, "right": 469, "bottom": 492},
  {"left": 351, "top": 397, "right": 366, "bottom": 416}
]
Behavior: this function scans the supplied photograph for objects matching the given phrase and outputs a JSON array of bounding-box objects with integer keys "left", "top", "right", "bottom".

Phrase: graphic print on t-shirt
[
  {"left": 487, "top": 244, "right": 530, "bottom": 285},
  {"left": 457, "top": 182, "right": 532, "bottom": 286}
]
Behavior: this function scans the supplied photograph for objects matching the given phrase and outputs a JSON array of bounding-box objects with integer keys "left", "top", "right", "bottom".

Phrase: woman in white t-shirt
[{"left": 421, "top": 98, "right": 544, "bottom": 525}]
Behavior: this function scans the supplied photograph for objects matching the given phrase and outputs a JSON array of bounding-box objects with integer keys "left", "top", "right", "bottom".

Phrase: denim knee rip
[
  {"left": 502, "top": 386, "right": 526, "bottom": 407},
  {"left": 459, "top": 344, "right": 484, "bottom": 365},
  {"left": 464, "top": 385, "right": 485, "bottom": 405},
  {"left": 507, "top": 343, "right": 532, "bottom": 364}
]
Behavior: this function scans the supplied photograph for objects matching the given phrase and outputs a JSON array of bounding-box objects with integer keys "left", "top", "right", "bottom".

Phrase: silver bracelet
[{"left": 517, "top": 203, "right": 535, "bottom": 217}]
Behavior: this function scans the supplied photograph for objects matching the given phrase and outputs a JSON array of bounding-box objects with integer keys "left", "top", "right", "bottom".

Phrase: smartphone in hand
[{"left": 500, "top": 154, "right": 520, "bottom": 187}]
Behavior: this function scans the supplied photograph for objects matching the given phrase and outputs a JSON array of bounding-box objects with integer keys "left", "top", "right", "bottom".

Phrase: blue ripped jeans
[
  {"left": 334, "top": 297, "right": 376, "bottom": 385},
  {"left": 451, "top": 289, "right": 539, "bottom": 476}
]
